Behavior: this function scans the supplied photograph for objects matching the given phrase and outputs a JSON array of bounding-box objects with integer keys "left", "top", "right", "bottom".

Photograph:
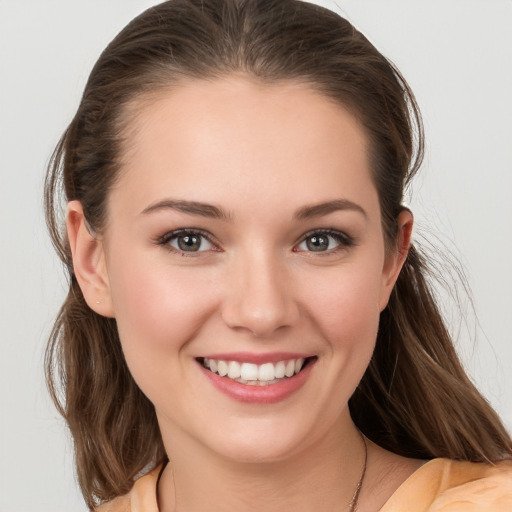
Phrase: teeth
[
  {"left": 240, "top": 362, "right": 258, "bottom": 381},
  {"left": 227, "top": 361, "right": 241, "bottom": 379},
  {"left": 274, "top": 361, "right": 286, "bottom": 379},
  {"left": 285, "top": 360, "right": 295, "bottom": 377},
  {"left": 217, "top": 360, "right": 228, "bottom": 377},
  {"left": 202, "top": 357, "right": 309, "bottom": 383},
  {"left": 235, "top": 378, "right": 281, "bottom": 386},
  {"left": 258, "top": 362, "right": 275, "bottom": 381}
]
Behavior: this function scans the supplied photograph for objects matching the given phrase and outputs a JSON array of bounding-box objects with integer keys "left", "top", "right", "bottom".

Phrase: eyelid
[
  {"left": 155, "top": 227, "right": 354, "bottom": 256},
  {"left": 294, "top": 228, "right": 355, "bottom": 253},
  {"left": 156, "top": 228, "right": 221, "bottom": 255}
]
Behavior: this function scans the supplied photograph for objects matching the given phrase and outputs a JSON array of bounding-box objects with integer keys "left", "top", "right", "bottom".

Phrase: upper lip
[{"left": 198, "top": 352, "right": 315, "bottom": 364}]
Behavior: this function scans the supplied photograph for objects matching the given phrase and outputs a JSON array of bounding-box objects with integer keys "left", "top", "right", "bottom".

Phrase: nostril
[{"left": 220, "top": 272, "right": 300, "bottom": 336}]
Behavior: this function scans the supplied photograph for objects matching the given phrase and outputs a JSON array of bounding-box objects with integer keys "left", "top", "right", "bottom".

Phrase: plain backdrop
[{"left": 1, "top": 1, "right": 511, "bottom": 510}]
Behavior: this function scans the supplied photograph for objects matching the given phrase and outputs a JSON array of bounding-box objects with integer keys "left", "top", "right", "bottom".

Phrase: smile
[
  {"left": 201, "top": 357, "right": 307, "bottom": 385},
  {"left": 198, "top": 353, "right": 316, "bottom": 403}
]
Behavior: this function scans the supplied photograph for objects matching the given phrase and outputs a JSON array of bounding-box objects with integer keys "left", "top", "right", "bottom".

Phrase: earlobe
[
  {"left": 66, "top": 200, "right": 115, "bottom": 317},
  {"left": 379, "top": 209, "right": 414, "bottom": 311}
]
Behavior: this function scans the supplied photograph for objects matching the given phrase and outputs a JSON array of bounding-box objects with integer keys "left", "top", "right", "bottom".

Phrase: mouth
[{"left": 197, "top": 356, "right": 316, "bottom": 386}]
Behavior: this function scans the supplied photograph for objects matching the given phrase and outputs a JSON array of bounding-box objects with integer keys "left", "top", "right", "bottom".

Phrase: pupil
[
  {"left": 307, "top": 235, "right": 328, "bottom": 251},
  {"left": 178, "top": 235, "right": 200, "bottom": 251}
]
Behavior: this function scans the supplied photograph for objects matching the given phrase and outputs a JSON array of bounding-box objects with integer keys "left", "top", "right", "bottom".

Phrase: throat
[{"left": 156, "top": 417, "right": 367, "bottom": 512}]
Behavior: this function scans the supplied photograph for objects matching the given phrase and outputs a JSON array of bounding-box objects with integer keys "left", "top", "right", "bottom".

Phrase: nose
[{"left": 221, "top": 247, "right": 300, "bottom": 337}]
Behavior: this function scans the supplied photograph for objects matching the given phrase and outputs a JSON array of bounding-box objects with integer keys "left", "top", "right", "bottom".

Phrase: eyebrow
[
  {"left": 141, "top": 199, "right": 231, "bottom": 220},
  {"left": 140, "top": 197, "right": 366, "bottom": 221},
  {"left": 294, "top": 199, "right": 367, "bottom": 220}
]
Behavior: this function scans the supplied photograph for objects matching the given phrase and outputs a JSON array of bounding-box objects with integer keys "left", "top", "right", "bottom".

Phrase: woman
[{"left": 44, "top": 0, "right": 512, "bottom": 510}]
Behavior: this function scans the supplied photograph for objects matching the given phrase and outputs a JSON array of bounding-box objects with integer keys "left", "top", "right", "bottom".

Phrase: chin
[
  {"left": 195, "top": 410, "right": 339, "bottom": 466},
  {"left": 213, "top": 431, "right": 308, "bottom": 464}
]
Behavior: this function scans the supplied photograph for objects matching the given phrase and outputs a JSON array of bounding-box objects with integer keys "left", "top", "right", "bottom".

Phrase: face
[{"left": 73, "top": 77, "right": 409, "bottom": 464}]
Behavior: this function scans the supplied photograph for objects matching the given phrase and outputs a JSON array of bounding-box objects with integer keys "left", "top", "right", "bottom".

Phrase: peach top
[{"left": 96, "top": 458, "right": 512, "bottom": 512}]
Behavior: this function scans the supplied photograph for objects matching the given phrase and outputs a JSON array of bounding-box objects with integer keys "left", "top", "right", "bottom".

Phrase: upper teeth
[{"left": 203, "top": 357, "right": 306, "bottom": 383}]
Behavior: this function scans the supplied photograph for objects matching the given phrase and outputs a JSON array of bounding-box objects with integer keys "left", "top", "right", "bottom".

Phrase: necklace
[
  {"left": 164, "top": 432, "right": 369, "bottom": 512},
  {"left": 348, "top": 432, "right": 368, "bottom": 512}
]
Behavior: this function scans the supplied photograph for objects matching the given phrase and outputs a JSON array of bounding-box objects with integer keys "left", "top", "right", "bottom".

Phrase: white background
[{"left": 1, "top": 1, "right": 511, "bottom": 510}]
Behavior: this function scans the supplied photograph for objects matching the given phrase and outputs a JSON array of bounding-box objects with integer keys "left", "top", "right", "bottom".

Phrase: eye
[
  {"left": 295, "top": 230, "right": 353, "bottom": 253},
  {"left": 159, "top": 229, "right": 215, "bottom": 253}
]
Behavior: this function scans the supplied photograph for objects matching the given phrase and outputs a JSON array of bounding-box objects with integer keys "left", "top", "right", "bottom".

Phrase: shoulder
[
  {"left": 93, "top": 465, "right": 162, "bottom": 512},
  {"left": 429, "top": 459, "right": 512, "bottom": 512},
  {"left": 381, "top": 458, "right": 512, "bottom": 512}
]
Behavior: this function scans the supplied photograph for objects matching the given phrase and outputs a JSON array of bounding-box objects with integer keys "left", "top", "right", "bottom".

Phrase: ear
[
  {"left": 66, "top": 200, "right": 115, "bottom": 317},
  {"left": 379, "top": 208, "right": 414, "bottom": 311}
]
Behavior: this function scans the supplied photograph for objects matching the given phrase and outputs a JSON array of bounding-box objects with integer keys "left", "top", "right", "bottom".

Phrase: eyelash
[
  {"left": 156, "top": 229, "right": 219, "bottom": 257},
  {"left": 294, "top": 229, "right": 355, "bottom": 255},
  {"left": 156, "top": 228, "right": 355, "bottom": 256}
]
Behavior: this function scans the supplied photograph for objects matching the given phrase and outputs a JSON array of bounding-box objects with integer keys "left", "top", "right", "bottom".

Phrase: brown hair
[{"left": 44, "top": 0, "right": 512, "bottom": 508}]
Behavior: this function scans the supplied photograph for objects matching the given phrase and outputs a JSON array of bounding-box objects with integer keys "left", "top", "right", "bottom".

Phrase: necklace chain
[
  {"left": 348, "top": 432, "right": 368, "bottom": 512},
  {"left": 165, "top": 431, "right": 368, "bottom": 512}
]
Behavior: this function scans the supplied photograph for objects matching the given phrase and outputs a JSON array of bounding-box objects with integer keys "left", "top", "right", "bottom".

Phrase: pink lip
[
  {"left": 200, "top": 352, "right": 313, "bottom": 364},
  {"left": 198, "top": 357, "right": 315, "bottom": 404}
]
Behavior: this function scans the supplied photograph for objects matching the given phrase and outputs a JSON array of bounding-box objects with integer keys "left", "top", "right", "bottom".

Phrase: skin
[{"left": 67, "top": 77, "right": 421, "bottom": 511}]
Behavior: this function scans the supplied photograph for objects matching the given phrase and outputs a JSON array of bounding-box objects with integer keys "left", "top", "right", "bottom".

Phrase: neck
[{"left": 157, "top": 413, "right": 367, "bottom": 512}]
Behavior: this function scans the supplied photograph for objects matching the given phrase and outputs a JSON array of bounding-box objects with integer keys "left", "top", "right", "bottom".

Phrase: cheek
[
  {"left": 303, "top": 262, "right": 384, "bottom": 350},
  {"left": 106, "top": 255, "right": 218, "bottom": 376},
  {"left": 282, "top": 261, "right": 384, "bottom": 433}
]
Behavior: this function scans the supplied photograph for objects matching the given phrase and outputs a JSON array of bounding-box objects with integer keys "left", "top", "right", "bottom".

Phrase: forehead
[{"left": 111, "top": 76, "right": 377, "bottom": 220}]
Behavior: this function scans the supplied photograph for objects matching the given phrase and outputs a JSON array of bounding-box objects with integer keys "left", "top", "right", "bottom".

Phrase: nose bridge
[{"left": 221, "top": 243, "right": 298, "bottom": 336}]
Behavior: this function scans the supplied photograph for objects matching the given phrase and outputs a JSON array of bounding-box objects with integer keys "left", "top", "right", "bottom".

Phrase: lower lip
[{"left": 199, "top": 360, "right": 315, "bottom": 404}]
